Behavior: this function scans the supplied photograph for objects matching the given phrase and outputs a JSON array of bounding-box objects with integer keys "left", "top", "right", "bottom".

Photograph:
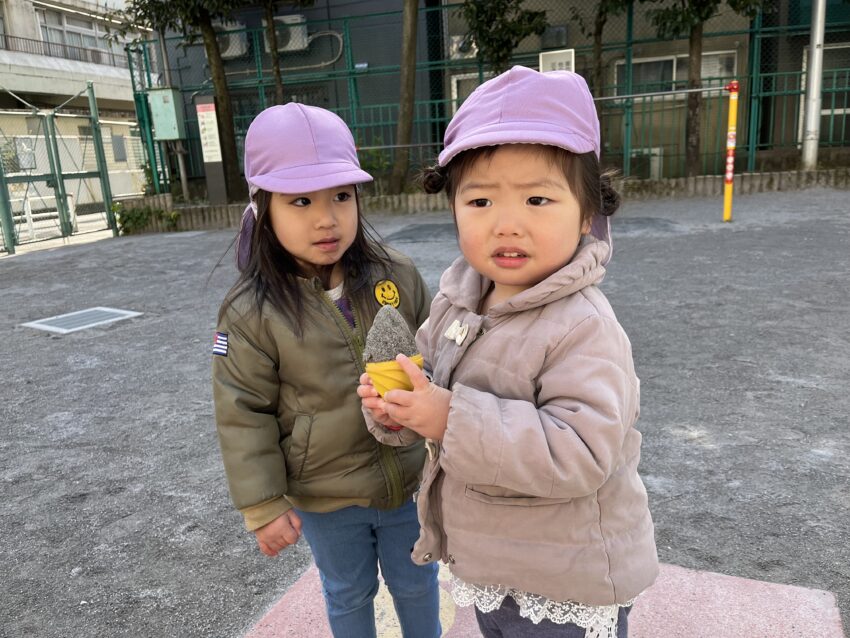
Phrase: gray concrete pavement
[{"left": 1, "top": 188, "right": 848, "bottom": 637}]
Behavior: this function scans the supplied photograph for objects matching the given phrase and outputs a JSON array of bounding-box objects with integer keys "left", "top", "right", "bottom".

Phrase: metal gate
[{"left": 0, "top": 82, "right": 145, "bottom": 255}]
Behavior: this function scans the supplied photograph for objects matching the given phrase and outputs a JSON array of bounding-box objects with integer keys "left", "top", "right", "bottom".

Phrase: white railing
[{"left": 10, "top": 193, "right": 76, "bottom": 240}]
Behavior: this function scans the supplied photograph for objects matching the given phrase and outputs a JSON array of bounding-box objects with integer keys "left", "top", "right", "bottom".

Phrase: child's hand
[
  {"left": 358, "top": 373, "right": 403, "bottom": 431},
  {"left": 253, "top": 509, "right": 302, "bottom": 557},
  {"left": 382, "top": 354, "right": 451, "bottom": 441}
]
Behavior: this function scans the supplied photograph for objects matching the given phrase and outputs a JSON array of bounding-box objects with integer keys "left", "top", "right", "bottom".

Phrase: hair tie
[{"left": 421, "top": 164, "right": 448, "bottom": 194}]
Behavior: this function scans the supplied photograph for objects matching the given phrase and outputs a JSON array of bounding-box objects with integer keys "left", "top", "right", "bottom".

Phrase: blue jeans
[{"left": 296, "top": 501, "right": 441, "bottom": 638}]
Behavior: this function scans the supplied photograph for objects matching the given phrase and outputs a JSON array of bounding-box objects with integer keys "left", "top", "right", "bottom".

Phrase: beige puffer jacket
[{"left": 369, "top": 238, "right": 658, "bottom": 606}]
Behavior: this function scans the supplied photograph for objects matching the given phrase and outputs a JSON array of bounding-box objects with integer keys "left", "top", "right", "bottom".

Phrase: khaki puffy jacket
[
  {"left": 214, "top": 249, "right": 430, "bottom": 531},
  {"left": 369, "top": 239, "right": 659, "bottom": 605}
]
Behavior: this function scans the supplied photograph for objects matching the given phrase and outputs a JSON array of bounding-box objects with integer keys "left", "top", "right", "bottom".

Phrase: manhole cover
[{"left": 21, "top": 307, "right": 142, "bottom": 334}]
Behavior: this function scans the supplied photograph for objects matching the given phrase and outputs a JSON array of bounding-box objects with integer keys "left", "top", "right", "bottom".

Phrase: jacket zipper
[{"left": 314, "top": 282, "right": 405, "bottom": 509}]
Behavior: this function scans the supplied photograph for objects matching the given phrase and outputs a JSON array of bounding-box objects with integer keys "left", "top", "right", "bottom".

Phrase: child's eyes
[
  {"left": 334, "top": 191, "right": 353, "bottom": 202},
  {"left": 291, "top": 197, "right": 311, "bottom": 207},
  {"left": 464, "top": 197, "right": 550, "bottom": 207}
]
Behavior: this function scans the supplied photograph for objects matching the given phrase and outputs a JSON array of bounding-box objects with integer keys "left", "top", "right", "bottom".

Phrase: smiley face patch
[{"left": 374, "top": 280, "right": 400, "bottom": 308}]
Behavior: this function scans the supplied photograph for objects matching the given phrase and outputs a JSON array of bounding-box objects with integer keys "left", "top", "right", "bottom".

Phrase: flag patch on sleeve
[{"left": 212, "top": 332, "right": 229, "bottom": 356}]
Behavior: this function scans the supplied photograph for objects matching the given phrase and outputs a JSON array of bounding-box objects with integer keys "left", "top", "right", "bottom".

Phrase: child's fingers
[
  {"left": 357, "top": 383, "right": 380, "bottom": 399},
  {"left": 359, "top": 373, "right": 373, "bottom": 386},
  {"left": 257, "top": 538, "right": 278, "bottom": 557},
  {"left": 361, "top": 397, "right": 386, "bottom": 413},
  {"left": 383, "top": 401, "right": 412, "bottom": 425},
  {"left": 395, "top": 354, "right": 430, "bottom": 390},
  {"left": 280, "top": 523, "right": 299, "bottom": 546},
  {"left": 287, "top": 510, "right": 303, "bottom": 534},
  {"left": 383, "top": 388, "right": 414, "bottom": 406}
]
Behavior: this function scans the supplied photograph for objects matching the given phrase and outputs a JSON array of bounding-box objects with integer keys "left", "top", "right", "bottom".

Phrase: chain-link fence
[
  {"left": 0, "top": 85, "right": 148, "bottom": 254},
  {"left": 126, "top": 0, "right": 850, "bottom": 192}
]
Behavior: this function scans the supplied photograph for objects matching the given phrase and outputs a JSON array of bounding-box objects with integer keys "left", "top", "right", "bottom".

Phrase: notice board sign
[{"left": 196, "top": 102, "right": 222, "bottom": 164}]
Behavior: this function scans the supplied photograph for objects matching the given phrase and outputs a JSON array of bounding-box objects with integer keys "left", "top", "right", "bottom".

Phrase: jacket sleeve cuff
[
  {"left": 362, "top": 405, "right": 422, "bottom": 446},
  {"left": 241, "top": 496, "right": 293, "bottom": 532}
]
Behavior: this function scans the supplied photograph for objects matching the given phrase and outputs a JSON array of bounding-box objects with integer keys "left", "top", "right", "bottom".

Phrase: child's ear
[{"left": 581, "top": 216, "right": 592, "bottom": 235}]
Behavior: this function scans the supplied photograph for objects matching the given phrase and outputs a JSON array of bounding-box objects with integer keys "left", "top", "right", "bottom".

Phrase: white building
[
  {"left": 0, "top": 0, "right": 148, "bottom": 246},
  {"left": 0, "top": 0, "right": 137, "bottom": 115}
]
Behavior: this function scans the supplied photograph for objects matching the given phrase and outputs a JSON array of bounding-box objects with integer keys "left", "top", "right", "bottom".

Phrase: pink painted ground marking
[{"left": 244, "top": 563, "right": 846, "bottom": 638}]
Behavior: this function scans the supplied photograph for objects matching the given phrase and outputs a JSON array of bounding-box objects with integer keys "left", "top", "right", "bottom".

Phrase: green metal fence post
[
  {"left": 343, "top": 19, "right": 360, "bottom": 129},
  {"left": 623, "top": 2, "right": 634, "bottom": 177},
  {"left": 746, "top": 9, "right": 763, "bottom": 172},
  {"left": 127, "top": 45, "right": 162, "bottom": 194},
  {"left": 0, "top": 150, "right": 15, "bottom": 254},
  {"left": 141, "top": 42, "right": 154, "bottom": 93},
  {"left": 253, "top": 29, "right": 267, "bottom": 110},
  {"left": 140, "top": 43, "right": 168, "bottom": 191},
  {"left": 88, "top": 83, "right": 117, "bottom": 237},
  {"left": 44, "top": 113, "right": 72, "bottom": 237},
  {"left": 134, "top": 92, "right": 162, "bottom": 194}
]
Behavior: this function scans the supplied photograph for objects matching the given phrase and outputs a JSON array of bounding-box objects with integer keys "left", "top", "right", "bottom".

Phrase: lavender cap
[
  {"left": 244, "top": 103, "right": 372, "bottom": 197},
  {"left": 236, "top": 104, "right": 371, "bottom": 270},
  {"left": 439, "top": 66, "right": 611, "bottom": 263}
]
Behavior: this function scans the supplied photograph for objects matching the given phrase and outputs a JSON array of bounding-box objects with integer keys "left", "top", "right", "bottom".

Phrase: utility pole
[{"left": 801, "top": 0, "right": 826, "bottom": 170}]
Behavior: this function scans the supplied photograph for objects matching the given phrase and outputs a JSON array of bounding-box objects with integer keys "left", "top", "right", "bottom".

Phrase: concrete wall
[
  {"left": 3, "top": 0, "right": 40, "bottom": 40},
  {"left": 0, "top": 0, "right": 135, "bottom": 111},
  {"left": 119, "top": 167, "right": 850, "bottom": 235},
  {"left": 0, "top": 50, "right": 134, "bottom": 104}
]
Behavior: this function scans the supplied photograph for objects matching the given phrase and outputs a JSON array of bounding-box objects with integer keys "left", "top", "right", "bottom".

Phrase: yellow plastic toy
[{"left": 365, "top": 354, "right": 424, "bottom": 397}]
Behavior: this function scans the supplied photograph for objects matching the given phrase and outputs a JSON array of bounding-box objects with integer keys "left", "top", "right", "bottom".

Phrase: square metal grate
[{"left": 21, "top": 307, "right": 142, "bottom": 334}]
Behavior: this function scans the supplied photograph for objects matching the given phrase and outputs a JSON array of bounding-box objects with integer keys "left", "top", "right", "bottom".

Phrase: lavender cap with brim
[
  {"left": 235, "top": 103, "right": 371, "bottom": 270},
  {"left": 439, "top": 66, "right": 611, "bottom": 263},
  {"left": 244, "top": 103, "right": 372, "bottom": 197}
]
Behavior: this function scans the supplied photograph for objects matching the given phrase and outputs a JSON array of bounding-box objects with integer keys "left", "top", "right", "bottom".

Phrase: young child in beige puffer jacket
[{"left": 358, "top": 66, "right": 659, "bottom": 638}]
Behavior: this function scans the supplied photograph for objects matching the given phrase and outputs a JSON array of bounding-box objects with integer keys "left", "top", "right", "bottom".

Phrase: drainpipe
[{"left": 801, "top": 0, "right": 826, "bottom": 170}]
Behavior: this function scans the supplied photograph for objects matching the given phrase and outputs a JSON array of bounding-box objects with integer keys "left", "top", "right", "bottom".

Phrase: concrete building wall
[
  {"left": 3, "top": 0, "right": 40, "bottom": 40},
  {"left": 0, "top": 0, "right": 135, "bottom": 114}
]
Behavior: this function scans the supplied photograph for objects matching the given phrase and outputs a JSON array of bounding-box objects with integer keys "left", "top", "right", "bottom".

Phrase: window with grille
[
  {"left": 36, "top": 8, "right": 113, "bottom": 63},
  {"left": 615, "top": 51, "right": 737, "bottom": 96}
]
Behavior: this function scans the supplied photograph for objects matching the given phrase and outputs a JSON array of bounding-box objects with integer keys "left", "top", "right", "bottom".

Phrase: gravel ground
[{"left": 1, "top": 187, "right": 847, "bottom": 637}]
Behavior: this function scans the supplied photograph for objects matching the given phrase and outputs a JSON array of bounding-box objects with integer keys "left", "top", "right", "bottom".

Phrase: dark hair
[
  {"left": 219, "top": 188, "right": 392, "bottom": 336},
  {"left": 421, "top": 145, "right": 621, "bottom": 225}
]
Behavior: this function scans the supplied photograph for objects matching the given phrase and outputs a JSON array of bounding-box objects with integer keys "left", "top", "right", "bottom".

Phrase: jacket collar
[{"left": 440, "top": 236, "right": 609, "bottom": 317}]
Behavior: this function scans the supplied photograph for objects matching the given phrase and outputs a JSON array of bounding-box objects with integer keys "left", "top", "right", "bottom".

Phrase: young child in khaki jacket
[
  {"left": 359, "top": 66, "right": 659, "bottom": 638},
  {"left": 213, "top": 104, "right": 440, "bottom": 638}
]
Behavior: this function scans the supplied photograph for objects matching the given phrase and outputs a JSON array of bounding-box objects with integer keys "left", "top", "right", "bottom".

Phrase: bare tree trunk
[
  {"left": 389, "top": 0, "right": 418, "bottom": 195},
  {"left": 265, "top": 3, "right": 285, "bottom": 105},
  {"left": 199, "top": 12, "right": 246, "bottom": 202},
  {"left": 592, "top": 5, "right": 607, "bottom": 159},
  {"left": 592, "top": 6, "right": 606, "bottom": 107},
  {"left": 686, "top": 21, "right": 703, "bottom": 177}
]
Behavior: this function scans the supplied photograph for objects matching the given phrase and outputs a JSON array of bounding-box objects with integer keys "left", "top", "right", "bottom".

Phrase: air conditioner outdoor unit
[
  {"left": 264, "top": 15, "right": 309, "bottom": 53},
  {"left": 630, "top": 147, "right": 664, "bottom": 180},
  {"left": 215, "top": 20, "right": 248, "bottom": 60}
]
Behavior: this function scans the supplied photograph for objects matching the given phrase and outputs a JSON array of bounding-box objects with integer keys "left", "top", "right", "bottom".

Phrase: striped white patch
[{"left": 212, "top": 332, "right": 228, "bottom": 357}]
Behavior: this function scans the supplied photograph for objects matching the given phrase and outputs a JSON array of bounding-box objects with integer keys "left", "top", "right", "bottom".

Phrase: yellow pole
[{"left": 723, "top": 80, "right": 740, "bottom": 222}]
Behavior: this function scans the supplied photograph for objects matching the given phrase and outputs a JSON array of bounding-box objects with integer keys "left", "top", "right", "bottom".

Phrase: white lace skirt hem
[{"left": 451, "top": 577, "right": 634, "bottom": 638}]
